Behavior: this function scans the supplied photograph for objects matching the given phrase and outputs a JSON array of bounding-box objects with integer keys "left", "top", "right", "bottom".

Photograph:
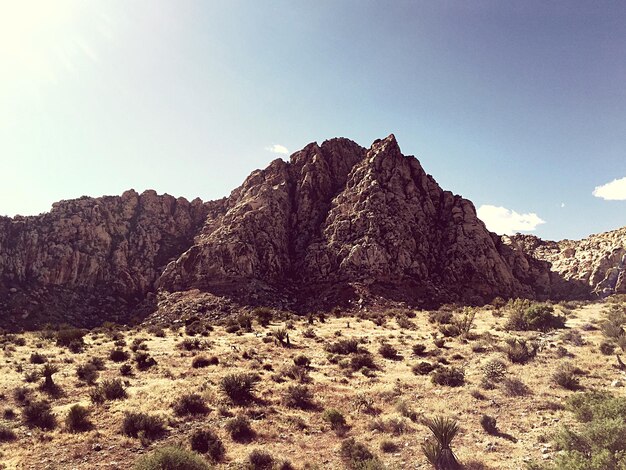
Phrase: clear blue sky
[{"left": 1, "top": 0, "right": 625, "bottom": 240}]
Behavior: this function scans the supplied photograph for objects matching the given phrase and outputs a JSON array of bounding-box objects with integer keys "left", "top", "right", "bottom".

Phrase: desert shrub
[
  {"left": 30, "top": 352, "right": 47, "bottom": 364},
  {"left": 40, "top": 363, "right": 60, "bottom": 392},
  {"left": 480, "top": 414, "right": 498, "bottom": 435},
  {"left": 506, "top": 299, "right": 565, "bottom": 331},
  {"left": 192, "top": 355, "right": 218, "bottom": 368},
  {"left": 412, "top": 361, "right": 435, "bottom": 375},
  {"left": 122, "top": 412, "right": 166, "bottom": 440},
  {"left": 380, "top": 439, "right": 398, "bottom": 453},
  {"left": 120, "top": 363, "right": 133, "bottom": 376},
  {"left": 172, "top": 393, "right": 209, "bottom": 416},
  {"left": 350, "top": 352, "right": 375, "bottom": 371},
  {"left": 378, "top": 342, "right": 398, "bottom": 359},
  {"left": 132, "top": 446, "right": 210, "bottom": 470},
  {"left": 412, "top": 343, "right": 427, "bottom": 356},
  {"left": 185, "top": 320, "right": 211, "bottom": 337},
  {"left": 340, "top": 438, "right": 383, "bottom": 469},
  {"left": 396, "top": 314, "right": 416, "bottom": 330},
  {"left": 279, "top": 364, "right": 311, "bottom": 383},
  {"left": 600, "top": 340, "right": 616, "bottom": 355},
  {"left": 56, "top": 327, "right": 86, "bottom": 350},
  {"left": 502, "top": 377, "right": 531, "bottom": 396},
  {"left": 395, "top": 399, "right": 419, "bottom": 422},
  {"left": 431, "top": 367, "right": 465, "bottom": 387},
  {"left": 433, "top": 338, "right": 446, "bottom": 348},
  {"left": 421, "top": 416, "right": 461, "bottom": 470},
  {"left": 302, "top": 327, "right": 316, "bottom": 338},
  {"left": 65, "top": 404, "right": 92, "bottom": 432},
  {"left": 220, "top": 373, "right": 260, "bottom": 404},
  {"left": 429, "top": 310, "right": 453, "bottom": 324},
  {"left": 326, "top": 338, "right": 360, "bottom": 355},
  {"left": 130, "top": 338, "right": 148, "bottom": 352},
  {"left": 13, "top": 386, "right": 31, "bottom": 404},
  {"left": 272, "top": 328, "right": 290, "bottom": 347},
  {"left": 536, "top": 391, "right": 626, "bottom": 470},
  {"left": 76, "top": 362, "right": 99, "bottom": 384},
  {"left": 246, "top": 449, "right": 274, "bottom": 469},
  {"left": 0, "top": 425, "right": 16, "bottom": 442},
  {"left": 552, "top": 364, "right": 581, "bottom": 390},
  {"left": 482, "top": 359, "right": 507, "bottom": 382},
  {"left": 225, "top": 415, "right": 255, "bottom": 442},
  {"left": 505, "top": 338, "right": 539, "bottom": 364},
  {"left": 88, "top": 356, "right": 106, "bottom": 370},
  {"left": 254, "top": 307, "right": 273, "bottom": 327},
  {"left": 23, "top": 370, "right": 40, "bottom": 383},
  {"left": 561, "top": 329, "right": 585, "bottom": 347},
  {"left": 601, "top": 306, "right": 626, "bottom": 340},
  {"left": 109, "top": 348, "right": 130, "bottom": 362},
  {"left": 134, "top": 351, "right": 157, "bottom": 371},
  {"left": 283, "top": 384, "right": 314, "bottom": 409},
  {"left": 293, "top": 355, "right": 311, "bottom": 367},
  {"left": 23, "top": 400, "right": 56, "bottom": 430},
  {"left": 190, "top": 428, "right": 225, "bottom": 461},
  {"left": 91, "top": 379, "right": 127, "bottom": 403},
  {"left": 3, "top": 408, "right": 16, "bottom": 420},
  {"left": 146, "top": 325, "right": 166, "bottom": 337},
  {"left": 323, "top": 408, "right": 347, "bottom": 431}
]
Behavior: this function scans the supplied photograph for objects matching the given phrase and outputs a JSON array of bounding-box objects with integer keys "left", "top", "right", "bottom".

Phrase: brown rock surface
[
  {"left": 510, "top": 227, "right": 626, "bottom": 297},
  {"left": 0, "top": 135, "right": 622, "bottom": 327}
]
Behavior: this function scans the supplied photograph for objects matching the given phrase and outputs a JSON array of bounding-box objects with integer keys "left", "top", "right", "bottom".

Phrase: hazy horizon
[{"left": 1, "top": 1, "right": 625, "bottom": 240}]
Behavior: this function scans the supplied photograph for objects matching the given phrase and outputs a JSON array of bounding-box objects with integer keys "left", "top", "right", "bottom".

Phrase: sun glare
[{"left": 0, "top": 0, "right": 82, "bottom": 82}]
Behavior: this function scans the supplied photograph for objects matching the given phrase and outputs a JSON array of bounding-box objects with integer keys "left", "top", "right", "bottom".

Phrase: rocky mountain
[{"left": 0, "top": 135, "right": 623, "bottom": 328}]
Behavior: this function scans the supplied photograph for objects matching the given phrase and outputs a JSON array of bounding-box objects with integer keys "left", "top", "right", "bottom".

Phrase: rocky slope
[
  {"left": 510, "top": 228, "right": 626, "bottom": 297},
  {"left": 0, "top": 135, "right": 622, "bottom": 327}
]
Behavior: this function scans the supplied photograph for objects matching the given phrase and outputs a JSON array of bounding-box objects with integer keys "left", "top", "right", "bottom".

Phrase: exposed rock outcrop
[
  {"left": 510, "top": 228, "right": 626, "bottom": 297},
  {"left": 0, "top": 135, "right": 623, "bottom": 328}
]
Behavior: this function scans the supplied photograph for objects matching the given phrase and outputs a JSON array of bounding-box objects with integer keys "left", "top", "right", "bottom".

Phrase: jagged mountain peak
[{"left": 0, "top": 135, "right": 623, "bottom": 328}]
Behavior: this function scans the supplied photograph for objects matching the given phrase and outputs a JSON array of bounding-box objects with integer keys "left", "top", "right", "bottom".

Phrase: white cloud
[
  {"left": 477, "top": 204, "right": 546, "bottom": 235},
  {"left": 560, "top": 202, "right": 566, "bottom": 208},
  {"left": 592, "top": 176, "right": 626, "bottom": 201},
  {"left": 265, "top": 144, "right": 289, "bottom": 155}
]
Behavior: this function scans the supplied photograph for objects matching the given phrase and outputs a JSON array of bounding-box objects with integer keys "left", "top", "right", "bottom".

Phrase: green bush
[
  {"left": 56, "top": 328, "right": 86, "bottom": 350},
  {"left": 253, "top": 307, "right": 273, "bottom": 327},
  {"left": 412, "top": 361, "right": 435, "bottom": 375},
  {"left": 133, "top": 446, "right": 210, "bottom": 470},
  {"left": 505, "top": 299, "right": 565, "bottom": 332},
  {"left": 552, "top": 364, "right": 582, "bottom": 390}
]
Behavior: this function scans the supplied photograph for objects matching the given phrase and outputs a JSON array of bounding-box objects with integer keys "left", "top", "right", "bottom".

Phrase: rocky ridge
[{"left": 0, "top": 135, "right": 623, "bottom": 327}]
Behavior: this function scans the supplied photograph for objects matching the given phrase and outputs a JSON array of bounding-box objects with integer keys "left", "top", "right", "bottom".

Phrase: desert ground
[{"left": 1, "top": 297, "right": 625, "bottom": 470}]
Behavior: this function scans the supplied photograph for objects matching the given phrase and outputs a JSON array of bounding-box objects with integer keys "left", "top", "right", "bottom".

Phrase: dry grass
[{"left": 0, "top": 300, "right": 622, "bottom": 469}]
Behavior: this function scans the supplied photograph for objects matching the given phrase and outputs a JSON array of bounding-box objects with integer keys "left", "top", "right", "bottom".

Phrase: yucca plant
[{"left": 421, "top": 416, "right": 461, "bottom": 470}]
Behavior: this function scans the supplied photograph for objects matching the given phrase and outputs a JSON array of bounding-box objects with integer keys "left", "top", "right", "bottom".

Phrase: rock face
[
  {"left": 510, "top": 228, "right": 626, "bottom": 298},
  {"left": 0, "top": 190, "right": 209, "bottom": 327},
  {"left": 0, "top": 134, "right": 623, "bottom": 327},
  {"left": 158, "top": 135, "right": 549, "bottom": 309}
]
